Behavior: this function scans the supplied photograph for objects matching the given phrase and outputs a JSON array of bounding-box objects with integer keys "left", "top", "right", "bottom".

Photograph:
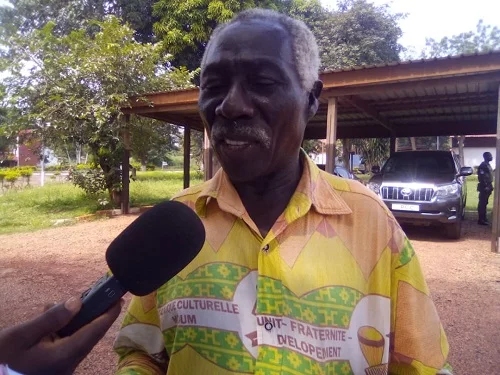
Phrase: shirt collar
[{"left": 194, "top": 151, "right": 352, "bottom": 218}]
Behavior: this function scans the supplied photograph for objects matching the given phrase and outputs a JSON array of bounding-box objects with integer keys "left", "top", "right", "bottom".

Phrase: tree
[
  {"left": 3, "top": 16, "right": 195, "bottom": 203},
  {"left": 151, "top": 0, "right": 404, "bottom": 71},
  {"left": 130, "top": 117, "right": 182, "bottom": 170},
  {"left": 314, "top": 0, "right": 404, "bottom": 70},
  {"left": 397, "top": 136, "right": 451, "bottom": 151},
  {"left": 422, "top": 20, "right": 500, "bottom": 58},
  {"left": 352, "top": 138, "right": 389, "bottom": 171},
  {"left": 0, "top": 84, "right": 15, "bottom": 160},
  {"left": 152, "top": 0, "right": 283, "bottom": 70},
  {"left": 0, "top": 0, "right": 156, "bottom": 42}
]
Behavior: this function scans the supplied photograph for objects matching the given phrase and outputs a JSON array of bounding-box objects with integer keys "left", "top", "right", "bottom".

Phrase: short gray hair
[{"left": 201, "top": 8, "right": 320, "bottom": 91}]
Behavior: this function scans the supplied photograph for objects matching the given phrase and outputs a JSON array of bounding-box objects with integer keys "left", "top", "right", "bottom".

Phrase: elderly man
[{"left": 114, "top": 9, "right": 451, "bottom": 375}]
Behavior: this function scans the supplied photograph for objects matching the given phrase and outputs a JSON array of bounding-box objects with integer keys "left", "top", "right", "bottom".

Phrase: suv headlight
[
  {"left": 435, "top": 183, "right": 460, "bottom": 197},
  {"left": 367, "top": 182, "right": 381, "bottom": 194}
]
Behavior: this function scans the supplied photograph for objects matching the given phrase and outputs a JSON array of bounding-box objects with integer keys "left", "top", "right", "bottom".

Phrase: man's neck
[{"left": 232, "top": 155, "right": 303, "bottom": 238}]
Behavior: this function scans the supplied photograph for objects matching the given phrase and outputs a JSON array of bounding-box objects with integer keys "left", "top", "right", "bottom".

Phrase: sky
[{"left": 321, "top": 0, "right": 500, "bottom": 56}]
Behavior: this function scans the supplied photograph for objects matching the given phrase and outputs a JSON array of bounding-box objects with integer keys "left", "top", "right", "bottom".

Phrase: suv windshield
[{"left": 382, "top": 153, "right": 455, "bottom": 179}]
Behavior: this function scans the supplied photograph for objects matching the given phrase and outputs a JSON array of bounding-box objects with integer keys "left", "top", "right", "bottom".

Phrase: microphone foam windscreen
[{"left": 106, "top": 200, "right": 205, "bottom": 296}]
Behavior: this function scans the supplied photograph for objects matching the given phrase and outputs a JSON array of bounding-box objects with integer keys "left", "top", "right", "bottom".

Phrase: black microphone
[{"left": 58, "top": 200, "right": 205, "bottom": 337}]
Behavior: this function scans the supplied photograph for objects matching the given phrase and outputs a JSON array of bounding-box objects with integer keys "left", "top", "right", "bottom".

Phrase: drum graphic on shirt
[{"left": 358, "top": 326, "right": 385, "bottom": 366}]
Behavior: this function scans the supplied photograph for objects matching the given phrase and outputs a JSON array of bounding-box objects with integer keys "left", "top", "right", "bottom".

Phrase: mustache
[{"left": 211, "top": 122, "right": 272, "bottom": 148}]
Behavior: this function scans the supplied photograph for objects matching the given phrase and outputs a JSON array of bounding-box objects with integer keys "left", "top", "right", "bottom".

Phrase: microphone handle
[{"left": 57, "top": 274, "right": 127, "bottom": 337}]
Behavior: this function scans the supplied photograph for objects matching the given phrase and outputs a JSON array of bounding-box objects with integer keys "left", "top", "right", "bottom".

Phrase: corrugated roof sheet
[{"left": 321, "top": 50, "right": 500, "bottom": 74}]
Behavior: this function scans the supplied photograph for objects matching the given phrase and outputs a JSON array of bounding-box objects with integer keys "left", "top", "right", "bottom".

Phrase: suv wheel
[{"left": 446, "top": 218, "right": 462, "bottom": 240}]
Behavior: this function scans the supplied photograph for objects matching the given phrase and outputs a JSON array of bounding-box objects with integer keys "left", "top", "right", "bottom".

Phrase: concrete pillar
[
  {"left": 183, "top": 125, "right": 191, "bottom": 189},
  {"left": 491, "top": 85, "right": 500, "bottom": 252},
  {"left": 121, "top": 114, "right": 131, "bottom": 214},
  {"left": 326, "top": 97, "right": 338, "bottom": 174},
  {"left": 203, "top": 129, "right": 213, "bottom": 181}
]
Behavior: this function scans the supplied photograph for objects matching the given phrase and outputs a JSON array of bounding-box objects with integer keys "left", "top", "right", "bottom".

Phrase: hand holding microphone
[
  {"left": 0, "top": 201, "right": 205, "bottom": 374},
  {"left": 0, "top": 298, "right": 122, "bottom": 375}
]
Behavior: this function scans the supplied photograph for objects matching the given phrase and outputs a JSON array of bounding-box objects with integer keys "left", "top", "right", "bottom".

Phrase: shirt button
[
  {"left": 262, "top": 244, "right": 270, "bottom": 253},
  {"left": 264, "top": 322, "right": 273, "bottom": 331}
]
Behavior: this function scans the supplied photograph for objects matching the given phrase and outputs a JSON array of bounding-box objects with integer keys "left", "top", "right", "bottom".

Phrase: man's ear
[{"left": 307, "top": 80, "right": 323, "bottom": 120}]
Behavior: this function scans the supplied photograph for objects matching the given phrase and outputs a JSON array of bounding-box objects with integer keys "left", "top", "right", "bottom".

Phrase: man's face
[
  {"left": 485, "top": 152, "right": 493, "bottom": 162},
  {"left": 199, "top": 20, "right": 320, "bottom": 182}
]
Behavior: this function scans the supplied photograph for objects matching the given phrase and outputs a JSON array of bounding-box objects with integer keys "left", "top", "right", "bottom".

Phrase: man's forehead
[{"left": 204, "top": 19, "right": 292, "bottom": 66}]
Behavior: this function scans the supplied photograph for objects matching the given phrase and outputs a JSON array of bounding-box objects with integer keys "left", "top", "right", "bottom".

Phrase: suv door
[{"left": 453, "top": 153, "right": 467, "bottom": 218}]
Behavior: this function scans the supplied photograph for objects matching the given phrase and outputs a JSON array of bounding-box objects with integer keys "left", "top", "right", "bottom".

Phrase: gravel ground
[{"left": 0, "top": 216, "right": 499, "bottom": 375}]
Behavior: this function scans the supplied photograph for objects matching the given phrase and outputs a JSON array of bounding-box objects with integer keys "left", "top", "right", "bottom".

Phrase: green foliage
[
  {"left": 0, "top": 169, "right": 6, "bottom": 188},
  {"left": 68, "top": 167, "right": 108, "bottom": 195},
  {"left": 314, "top": 0, "right": 404, "bottom": 70},
  {"left": 151, "top": 0, "right": 404, "bottom": 72},
  {"left": 302, "top": 139, "right": 323, "bottom": 156},
  {"left": 5, "top": 170, "right": 21, "bottom": 186},
  {"left": 422, "top": 20, "right": 500, "bottom": 58},
  {"left": 130, "top": 117, "right": 182, "bottom": 169},
  {"left": 19, "top": 167, "right": 33, "bottom": 177},
  {"left": 152, "top": 0, "right": 281, "bottom": 69},
  {"left": 3, "top": 16, "right": 195, "bottom": 203},
  {"left": 397, "top": 136, "right": 451, "bottom": 151},
  {"left": 352, "top": 138, "right": 389, "bottom": 170},
  {"left": 76, "top": 163, "right": 93, "bottom": 170},
  {"left": 0, "top": 0, "right": 156, "bottom": 42}
]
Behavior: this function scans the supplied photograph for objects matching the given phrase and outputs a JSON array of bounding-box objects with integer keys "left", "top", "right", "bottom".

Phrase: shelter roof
[{"left": 123, "top": 51, "right": 500, "bottom": 139}]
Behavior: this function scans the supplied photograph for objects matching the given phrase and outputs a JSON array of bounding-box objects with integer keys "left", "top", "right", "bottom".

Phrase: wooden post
[
  {"left": 183, "top": 125, "right": 191, "bottom": 189},
  {"left": 203, "top": 129, "right": 213, "bottom": 181},
  {"left": 342, "top": 139, "right": 350, "bottom": 170},
  {"left": 326, "top": 97, "right": 338, "bottom": 174},
  {"left": 491, "top": 85, "right": 500, "bottom": 253},
  {"left": 390, "top": 135, "right": 397, "bottom": 156},
  {"left": 121, "top": 114, "right": 131, "bottom": 214},
  {"left": 458, "top": 136, "right": 465, "bottom": 166},
  {"left": 410, "top": 137, "right": 417, "bottom": 151}
]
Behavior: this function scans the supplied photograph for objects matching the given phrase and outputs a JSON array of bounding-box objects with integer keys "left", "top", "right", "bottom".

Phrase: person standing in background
[{"left": 477, "top": 151, "right": 494, "bottom": 225}]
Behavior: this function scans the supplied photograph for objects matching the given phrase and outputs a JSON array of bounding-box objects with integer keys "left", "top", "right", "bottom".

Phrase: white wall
[
  {"left": 453, "top": 147, "right": 496, "bottom": 170},
  {"left": 310, "top": 153, "right": 362, "bottom": 167}
]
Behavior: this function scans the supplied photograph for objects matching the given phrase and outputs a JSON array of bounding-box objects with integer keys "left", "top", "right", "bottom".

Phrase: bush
[
  {"left": 130, "top": 159, "right": 141, "bottom": 171},
  {"left": 5, "top": 170, "right": 21, "bottom": 187},
  {"left": 19, "top": 167, "right": 34, "bottom": 186},
  {"left": 76, "top": 163, "right": 93, "bottom": 170},
  {"left": 69, "top": 167, "right": 107, "bottom": 195},
  {"left": 45, "top": 165, "right": 64, "bottom": 172},
  {"left": 0, "top": 169, "right": 6, "bottom": 188}
]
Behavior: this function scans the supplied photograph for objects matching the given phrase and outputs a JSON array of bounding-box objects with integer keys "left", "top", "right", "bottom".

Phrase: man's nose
[{"left": 215, "top": 83, "right": 254, "bottom": 119}]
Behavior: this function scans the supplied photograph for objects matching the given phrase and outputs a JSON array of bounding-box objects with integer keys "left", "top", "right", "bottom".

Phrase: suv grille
[{"left": 381, "top": 186, "right": 434, "bottom": 201}]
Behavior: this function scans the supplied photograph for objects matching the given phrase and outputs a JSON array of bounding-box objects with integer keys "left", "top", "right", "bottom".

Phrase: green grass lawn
[
  {"left": 0, "top": 170, "right": 489, "bottom": 235},
  {"left": 0, "top": 171, "right": 203, "bottom": 235}
]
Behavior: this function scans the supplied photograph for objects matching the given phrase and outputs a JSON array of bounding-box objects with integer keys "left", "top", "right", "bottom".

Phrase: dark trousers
[{"left": 478, "top": 189, "right": 492, "bottom": 222}]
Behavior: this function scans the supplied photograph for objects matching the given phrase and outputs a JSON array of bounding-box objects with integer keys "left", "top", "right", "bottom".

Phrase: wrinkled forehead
[{"left": 202, "top": 20, "right": 295, "bottom": 74}]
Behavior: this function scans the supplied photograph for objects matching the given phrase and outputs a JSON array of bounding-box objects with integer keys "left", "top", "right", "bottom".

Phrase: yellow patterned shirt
[{"left": 114, "top": 155, "right": 451, "bottom": 375}]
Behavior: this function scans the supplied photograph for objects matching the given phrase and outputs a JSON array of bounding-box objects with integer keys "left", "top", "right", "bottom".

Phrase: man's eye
[
  {"left": 203, "top": 81, "right": 226, "bottom": 90},
  {"left": 253, "top": 78, "right": 275, "bottom": 86}
]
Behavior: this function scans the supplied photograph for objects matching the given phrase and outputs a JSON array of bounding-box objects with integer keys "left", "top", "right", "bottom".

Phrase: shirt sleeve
[
  {"left": 388, "top": 223, "right": 452, "bottom": 374},
  {"left": 114, "top": 293, "right": 168, "bottom": 375}
]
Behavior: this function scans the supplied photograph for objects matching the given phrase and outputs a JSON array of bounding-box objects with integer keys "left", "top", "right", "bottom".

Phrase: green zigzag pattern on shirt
[{"left": 157, "top": 263, "right": 253, "bottom": 305}]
